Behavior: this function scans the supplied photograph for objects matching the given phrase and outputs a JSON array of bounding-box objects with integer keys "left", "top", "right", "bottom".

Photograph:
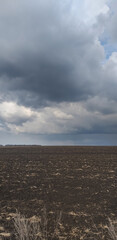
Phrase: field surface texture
[{"left": 0, "top": 146, "right": 117, "bottom": 239}]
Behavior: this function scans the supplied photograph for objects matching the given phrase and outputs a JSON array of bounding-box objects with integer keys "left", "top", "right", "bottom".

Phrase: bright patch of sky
[{"left": 99, "top": 36, "right": 117, "bottom": 59}]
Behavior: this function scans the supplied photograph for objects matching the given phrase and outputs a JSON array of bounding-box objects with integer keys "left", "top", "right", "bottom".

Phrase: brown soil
[{"left": 0, "top": 146, "right": 117, "bottom": 239}]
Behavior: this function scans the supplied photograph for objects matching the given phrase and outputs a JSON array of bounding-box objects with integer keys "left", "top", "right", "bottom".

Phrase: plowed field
[{"left": 0, "top": 146, "right": 117, "bottom": 239}]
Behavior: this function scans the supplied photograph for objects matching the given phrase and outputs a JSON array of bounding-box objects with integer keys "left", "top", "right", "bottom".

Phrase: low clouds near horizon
[{"left": 0, "top": 0, "right": 117, "bottom": 145}]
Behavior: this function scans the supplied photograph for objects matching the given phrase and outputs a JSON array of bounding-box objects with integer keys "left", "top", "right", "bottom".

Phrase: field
[{"left": 0, "top": 146, "right": 117, "bottom": 239}]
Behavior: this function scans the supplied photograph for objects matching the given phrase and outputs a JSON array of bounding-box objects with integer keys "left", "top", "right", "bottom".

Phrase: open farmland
[{"left": 0, "top": 146, "right": 117, "bottom": 239}]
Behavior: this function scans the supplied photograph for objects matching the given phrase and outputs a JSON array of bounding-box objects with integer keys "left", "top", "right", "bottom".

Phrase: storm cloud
[{"left": 0, "top": 0, "right": 117, "bottom": 145}]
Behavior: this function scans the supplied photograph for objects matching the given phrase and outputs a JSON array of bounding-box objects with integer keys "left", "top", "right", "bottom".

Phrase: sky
[{"left": 0, "top": 0, "right": 117, "bottom": 145}]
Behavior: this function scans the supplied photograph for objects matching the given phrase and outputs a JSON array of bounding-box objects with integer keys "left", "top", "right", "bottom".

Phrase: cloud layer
[{"left": 0, "top": 0, "right": 117, "bottom": 144}]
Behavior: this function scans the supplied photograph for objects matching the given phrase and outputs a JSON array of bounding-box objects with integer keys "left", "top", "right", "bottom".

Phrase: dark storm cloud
[
  {"left": 0, "top": 59, "right": 95, "bottom": 107},
  {"left": 0, "top": 0, "right": 104, "bottom": 107}
]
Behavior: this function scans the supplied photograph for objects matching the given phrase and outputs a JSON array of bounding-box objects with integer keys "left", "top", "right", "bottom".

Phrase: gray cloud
[
  {"left": 0, "top": 0, "right": 117, "bottom": 144},
  {"left": 0, "top": 0, "right": 105, "bottom": 107},
  {"left": 106, "top": 1, "right": 117, "bottom": 43}
]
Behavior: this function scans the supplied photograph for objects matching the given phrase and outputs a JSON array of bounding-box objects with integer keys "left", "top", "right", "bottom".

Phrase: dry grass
[
  {"left": 13, "top": 211, "right": 40, "bottom": 240},
  {"left": 12, "top": 211, "right": 117, "bottom": 240},
  {"left": 107, "top": 218, "right": 117, "bottom": 240},
  {"left": 13, "top": 208, "right": 62, "bottom": 240}
]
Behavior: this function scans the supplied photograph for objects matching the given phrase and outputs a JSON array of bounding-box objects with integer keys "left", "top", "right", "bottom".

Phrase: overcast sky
[{"left": 0, "top": 0, "right": 117, "bottom": 145}]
